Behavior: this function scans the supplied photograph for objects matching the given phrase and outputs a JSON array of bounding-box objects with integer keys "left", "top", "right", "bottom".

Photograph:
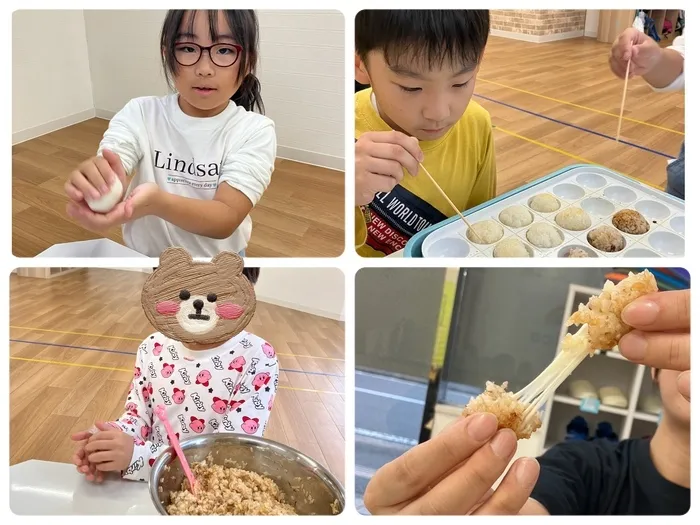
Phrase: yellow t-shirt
[{"left": 355, "top": 88, "right": 496, "bottom": 257}]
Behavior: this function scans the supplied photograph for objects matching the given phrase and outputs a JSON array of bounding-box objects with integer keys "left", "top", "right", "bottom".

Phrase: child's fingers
[
  {"left": 64, "top": 181, "right": 84, "bottom": 202},
  {"left": 80, "top": 162, "right": 109, "bottom": 196},
  {"left": 365, "top": 157, "right": 405, "bottom": 183},
  {"left": 71, "top": 430, "right": 93, "bottom": 441},
  {"left": 364, "top": 173, "right": 399, "bottom": 195},
  {"left": 101, "top": 149, "right": 127, "bottom": 180},
  {"left": 472, "top": 458, "right": 540, "bottom": 515},
  {"left": 70, "top": 170, "right": 101, "bottom": 201},
  {"left": 85, "top": 436, "right": 118, "bottom": 451},
  {"left": 94, "top": 156, "right": 118, "bottom": 187},
  {"left": 88, "top": 450, "right": 117, "bottom": 464},
  {"left": 95, "top": 461, "right": 122, "bottom": 472},
  {"left": 370, "top": 140, "right": 420, "bottom": 176}
]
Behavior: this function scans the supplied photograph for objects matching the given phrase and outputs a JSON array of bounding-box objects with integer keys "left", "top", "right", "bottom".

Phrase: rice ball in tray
[
  {"left": 529, "top": 193, "right": 561, "bottom": 213},
  {"left": 566, "top": 247, "right": 590, "bottom": 258},
  {"left": 493, "top": 238, "right": 531, "bottom": 257},
  {"left": 526, "top": 223, "right": 563, "bottom": 249},
  {"left": 555, "top": 207, "right": 592, "bottom": 231},
  {"left": 587, "top": 225, "right": 626, "bottom": 252},
  {"left": 612, "top": 209, "right": 650, "bottom": 235},
  {"left": 467, "top": 220, "right": 504, "bottom": 244},
  {"left": 498, "top": 205, "right": 533, "bottom": 228}
]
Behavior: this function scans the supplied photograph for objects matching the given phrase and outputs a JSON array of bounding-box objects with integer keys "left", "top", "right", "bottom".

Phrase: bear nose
[{"left": 193, "top": 299, "right": 204, "bottom": 311}]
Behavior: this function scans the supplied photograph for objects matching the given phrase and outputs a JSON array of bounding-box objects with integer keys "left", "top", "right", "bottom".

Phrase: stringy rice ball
[
  {"left": 567, "top": 270, "right": 658, "bottom": 350},
  {"left": 462, "top": 381, "right": 542, "bottom": 440}
]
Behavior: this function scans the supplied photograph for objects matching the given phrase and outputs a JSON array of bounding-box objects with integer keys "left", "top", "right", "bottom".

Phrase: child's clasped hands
[{"left": 71, "top": 422, "right": 135, "bottom": 483}]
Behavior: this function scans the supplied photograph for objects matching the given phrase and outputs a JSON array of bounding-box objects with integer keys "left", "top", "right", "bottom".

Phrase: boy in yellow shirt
[{"left": 355, "top": 10, "right": 496, "bottom": 257}]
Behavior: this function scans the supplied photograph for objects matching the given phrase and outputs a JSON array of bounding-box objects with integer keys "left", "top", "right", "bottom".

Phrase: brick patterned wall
[{"left": 491, "top": 9, "right": 586, "bottom": 36}]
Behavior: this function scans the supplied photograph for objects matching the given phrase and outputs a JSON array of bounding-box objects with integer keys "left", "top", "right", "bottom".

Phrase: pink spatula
[{"left": 154, "top": 404, "right": 197, "bottom": 495}]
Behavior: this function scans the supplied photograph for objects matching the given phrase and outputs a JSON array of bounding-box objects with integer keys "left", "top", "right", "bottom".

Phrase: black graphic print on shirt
[{"left": 365, "top": 185, "right": 448, "bottom": 255}]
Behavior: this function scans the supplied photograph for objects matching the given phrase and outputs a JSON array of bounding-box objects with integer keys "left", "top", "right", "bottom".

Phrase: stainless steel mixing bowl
[{"left": 148, "top": 434, "right": 344, "bottom": 515}]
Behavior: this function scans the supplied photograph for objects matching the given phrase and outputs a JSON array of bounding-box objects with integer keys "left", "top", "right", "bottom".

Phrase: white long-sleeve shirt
[
  {"left": 650, "top": 34, "right": 685, "bottom": 92},
  {"left": 97, "top": 94, "right": 276, "bottom": 257},
  {"left": 111, "top": 331, "right": 279, "bottom": 482}
]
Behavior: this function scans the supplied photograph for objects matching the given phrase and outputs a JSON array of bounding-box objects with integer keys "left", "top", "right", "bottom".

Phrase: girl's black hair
[
  {"left": 356, "top": 10, "right": 490, "bottom": 71},
  {"left": 242, "top": 267, "right": 260, "bottom": 285},
  {"left": 160, "top": 10, "right": 265, "bottom": 113}
]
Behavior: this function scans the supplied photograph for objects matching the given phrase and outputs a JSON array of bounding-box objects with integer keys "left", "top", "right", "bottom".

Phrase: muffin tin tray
[{"left": 404, "top": 164, "right": 684, "bottom": 258}]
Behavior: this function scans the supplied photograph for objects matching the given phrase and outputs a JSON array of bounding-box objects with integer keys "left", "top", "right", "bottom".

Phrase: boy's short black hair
[
  {"left": 243, "top": 267, "right": 260, "bottom": 285},
  {"left": 355, "top": 10, "right": 490, "bottom": 71}
]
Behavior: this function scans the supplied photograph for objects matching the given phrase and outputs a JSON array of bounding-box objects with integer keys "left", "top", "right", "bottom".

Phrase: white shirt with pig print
[{"left": 111, "top": 330, "right": 278, "bottom": 482}]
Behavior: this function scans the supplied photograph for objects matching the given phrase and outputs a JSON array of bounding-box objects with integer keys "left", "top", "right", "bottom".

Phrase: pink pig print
[
  {"left": 211, "top": 397, "right": 229, "bottom": 414},
  {"left": 152, "top": 342, "right": 163, "bottom": 356},
  {"left": 252, "top": 372, "right": 271, "bottom": 391},
  {"left": 172, "top": 388, "right": 186, "bottom": 404},
  {"left": 161, "top": 363, "right": 174, "bottom": 378},
  {"left": 189, "top": 416, "right": 205, "bottom": 433},
  {"left": 241, "top": 416, "right": 260, "bottom": 434},
  {"left": 262, "top": 343, "right": 275, "bottom": 358},
  {"left": 133, "top": 367, "right": 141, "bottom": 379},
  {"left": 228, "top": 356, "right": 246, "bottom": 372},
  {"left": 141, "top": 426, "right": 151, "bottom": 440},
  {"left": 196, "top": 370, "right": 212, "bottom": 387},
  {"left": 126, "top": 402, "right": 138, "bottom": 416}
]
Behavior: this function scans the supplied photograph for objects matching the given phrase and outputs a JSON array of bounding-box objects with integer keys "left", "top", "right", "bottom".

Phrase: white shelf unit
[{"left": 538, "top": 283, "right": 662, "bottom": 452}]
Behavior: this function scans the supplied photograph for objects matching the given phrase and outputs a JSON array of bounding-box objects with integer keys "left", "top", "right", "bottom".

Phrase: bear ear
[
  {"left": 158, "top": 247, "right": 193, "bottom": 269},
  {"left": 211, "top": 251, "right": 244, "bottom": 275}
]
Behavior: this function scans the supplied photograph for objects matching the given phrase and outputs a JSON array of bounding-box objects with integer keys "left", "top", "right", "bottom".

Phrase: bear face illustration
[{"left": 141, "top": 248, "right": 256, "bottom": 345}]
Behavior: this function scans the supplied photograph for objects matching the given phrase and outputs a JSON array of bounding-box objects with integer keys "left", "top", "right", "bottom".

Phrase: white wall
[
  {"left": 255, "top": 267, "right": 345, "bottom": 321},
  {"left": 83, "top": 10, "right": 167, "bottom": 114},
  {"left": 12, "top": 9, "right": 344, "bottom": 169},
  {"left": 12, "top": 10, "right": 95, "bottom": 143},
  {"left": 257, "top": 10, "right": 344, "bottom": 169},
  {"left": 585, "top": 10, "right": 600, "bottom": 38}
]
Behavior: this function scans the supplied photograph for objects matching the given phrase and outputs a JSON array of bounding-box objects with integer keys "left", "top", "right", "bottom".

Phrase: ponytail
[
  {"left": 232, "top": 73, "right": 264, "bottom": 114},
  {"left": 242, "top": 267, "right": 260, "bottom": 285}
]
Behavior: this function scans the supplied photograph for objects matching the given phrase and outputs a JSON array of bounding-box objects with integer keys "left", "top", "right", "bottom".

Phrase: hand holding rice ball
[
  {"left": 65, "top": 149, "right": 126, "bottom": 214},
  {"left": 85, "top": 178, "right": 124, "bottom": 213}
]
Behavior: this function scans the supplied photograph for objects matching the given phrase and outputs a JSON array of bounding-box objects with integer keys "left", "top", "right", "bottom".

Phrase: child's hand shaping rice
[
  {"left": 355, "top": 131, "right": 424, "bottom": 205},
  {"left": 84, "top": 422, "right": 135, "bottom": 473},
  {"left": 364, "top": 413, "right": 540, "bottom": 515},
  {"left": 619, "top": 289, "right": 690, "bottom": 402},
  {"left": 71, "top": 425, "right": 105, "bottom": 483}
]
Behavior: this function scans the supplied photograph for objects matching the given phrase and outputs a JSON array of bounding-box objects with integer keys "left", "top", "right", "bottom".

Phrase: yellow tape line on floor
[
  {"left": 480, "top": 78, "right": 684, "bottom": 136},
  {"left": 9, "top": 356, "right": 344, "bottom": 396},
  {"left": 493, "top": 125, "right": 665, "bottom": 191},
  {"left": 10, "top": 325, "right": 344, "bottom": 362}
]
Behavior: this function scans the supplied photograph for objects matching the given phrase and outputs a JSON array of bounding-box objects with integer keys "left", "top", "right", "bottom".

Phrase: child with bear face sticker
[{"left": 70, "top": 248, "right": 278, "bottom": 483}]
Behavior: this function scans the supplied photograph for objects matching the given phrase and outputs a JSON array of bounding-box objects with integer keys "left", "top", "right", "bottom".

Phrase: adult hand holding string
[
  {"left": 619, "top": 289, "right": 690, "bottom": 401},
  {"left": 363, "top": 413, "right": 540, "bottom": 515}
]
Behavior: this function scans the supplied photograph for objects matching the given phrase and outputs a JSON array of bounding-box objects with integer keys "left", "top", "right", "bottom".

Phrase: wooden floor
[
  {"left": 478, "top": 36, "right": 684, "bottom": 194},
  {"left": 12, "top": 118, "right": 345, "bottom": 258},
  {"left": 9, "top": 269, "right": 345, "bottom": 483}
]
